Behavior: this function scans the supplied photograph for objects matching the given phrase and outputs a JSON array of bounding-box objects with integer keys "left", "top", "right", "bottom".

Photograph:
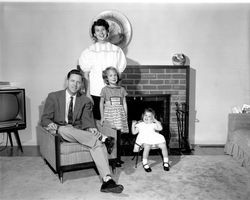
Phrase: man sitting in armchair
[{"left": 40, "top": 69, "right": 124, "bottom": 193}]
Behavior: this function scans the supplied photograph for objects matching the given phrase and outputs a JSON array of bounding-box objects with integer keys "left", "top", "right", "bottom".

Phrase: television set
[{"left": 0, "top": 88, "right": 26, "bottom": 132}]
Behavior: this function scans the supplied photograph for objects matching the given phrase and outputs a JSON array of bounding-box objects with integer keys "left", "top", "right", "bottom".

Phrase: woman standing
[{"left": 78, "top": 19, "right": 127, "bottom": 120}]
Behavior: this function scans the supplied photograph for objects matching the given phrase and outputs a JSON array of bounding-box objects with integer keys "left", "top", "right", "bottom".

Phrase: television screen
[{"left": 0, "top": 88, "right": 26, "bottom": 131}]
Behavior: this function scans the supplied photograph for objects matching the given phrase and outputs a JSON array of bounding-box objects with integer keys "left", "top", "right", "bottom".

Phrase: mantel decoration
[
  {"left": 172, "top": 53, "right": 186, "bottom": 65},
  {"left": 90, "top": 10, "right": 132, "bottom": 49}
]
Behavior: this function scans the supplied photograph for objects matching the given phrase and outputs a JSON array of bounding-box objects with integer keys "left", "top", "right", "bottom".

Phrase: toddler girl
[{"left": 132, "top": 108, "right": 170, "bottom": 172}]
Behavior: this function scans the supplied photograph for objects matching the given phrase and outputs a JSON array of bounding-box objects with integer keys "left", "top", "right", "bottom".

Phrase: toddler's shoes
[
  {"left": 163, "top": 162, "right": 170, "bottom": 171},
  {"left": 143, "top": 163, "right": 152, "bottom": 172}
]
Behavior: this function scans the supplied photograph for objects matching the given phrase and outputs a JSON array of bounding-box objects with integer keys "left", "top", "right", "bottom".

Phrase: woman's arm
[
  {"left": 117, "top": 47, "right": 127, "bottom": 73},
  {"left": 83, "top": 71, "right": 93, "bottom": 104}
]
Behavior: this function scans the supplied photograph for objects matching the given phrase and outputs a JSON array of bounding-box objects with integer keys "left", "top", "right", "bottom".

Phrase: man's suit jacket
[{"left": 41, "top": 89, "right": 96, "bottom": 130}]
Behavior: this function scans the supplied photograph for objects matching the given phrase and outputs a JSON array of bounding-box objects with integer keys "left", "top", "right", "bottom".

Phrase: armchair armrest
[{"left": 37, "top": 125, "right": 62, "bottom": 171}]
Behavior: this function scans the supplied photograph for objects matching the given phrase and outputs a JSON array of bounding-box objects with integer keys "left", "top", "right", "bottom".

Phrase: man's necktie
[{"left": 68, "top": 96, "right": 73, "bottom": 124}]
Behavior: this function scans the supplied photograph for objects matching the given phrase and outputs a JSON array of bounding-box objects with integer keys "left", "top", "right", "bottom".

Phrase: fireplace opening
[{"left": 120, "top": 94, "right": 171, "bottom": 156}]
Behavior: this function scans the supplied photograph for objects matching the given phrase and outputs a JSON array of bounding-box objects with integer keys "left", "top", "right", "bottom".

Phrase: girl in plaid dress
[
  {"left": 100, "top": 67, "right": 129, "bottom": 133},
  {"left": 100, "top": 67, "right": 129, "bottom": 166}
]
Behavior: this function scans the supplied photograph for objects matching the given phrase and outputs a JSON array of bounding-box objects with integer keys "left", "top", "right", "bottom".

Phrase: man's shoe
[
  {"left": 116, "top": 161, "right": 122, "bottom": 167},
  {"left": 115, "top": 159, "right": 124, "bottom": 167},
  {"left": 100, "top": 179, "right": 124, "bottom": 193},
  {"left": 104, "top": 137, "right": 115, "bottom": 154},
  {"left": 117, "top": 159, "right": 124, "bottom": 164}
]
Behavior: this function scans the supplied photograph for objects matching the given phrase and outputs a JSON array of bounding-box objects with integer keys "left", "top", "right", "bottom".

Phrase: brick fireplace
[{"left": 121, "top": 65, "right": 190, "bottom": 150}]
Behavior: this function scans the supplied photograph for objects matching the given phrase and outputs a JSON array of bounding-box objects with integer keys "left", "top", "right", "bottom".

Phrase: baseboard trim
[
  {"left": 0, "top": 145, "right": 40, "bottom": 156},
  {"left": 195, "top": 144, "right": 225, "bottom": 148},
  {"left": 0, "top": 144, "right": 225, "bottom": 157}
]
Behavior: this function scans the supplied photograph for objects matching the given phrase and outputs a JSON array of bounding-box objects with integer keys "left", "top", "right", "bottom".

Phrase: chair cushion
[{"left": 60, "top": 142, "right": 90, "bottom": 155}]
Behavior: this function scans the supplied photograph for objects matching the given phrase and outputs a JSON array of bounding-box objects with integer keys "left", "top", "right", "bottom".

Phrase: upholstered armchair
[{"left": 37, "top": 120, "right": 117, "bottom": 183}]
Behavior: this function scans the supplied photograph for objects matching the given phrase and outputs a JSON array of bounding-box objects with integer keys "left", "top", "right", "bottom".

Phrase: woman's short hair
[
  {"left": 91, "top": 19, "right": 109, "bottom": 39},
  {"left": 102, "top": 66, "right": 121, "bottom": 85}
]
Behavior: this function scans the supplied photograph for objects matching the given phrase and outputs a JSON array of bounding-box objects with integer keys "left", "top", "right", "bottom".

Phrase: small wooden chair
[{"left": 131, "top": 143, "right": 162, "bottom": 168}]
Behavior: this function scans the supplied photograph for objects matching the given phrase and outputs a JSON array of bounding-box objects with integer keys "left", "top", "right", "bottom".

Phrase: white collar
[{"left": 66, "top": 90, "right": 76, "bottom": 99}]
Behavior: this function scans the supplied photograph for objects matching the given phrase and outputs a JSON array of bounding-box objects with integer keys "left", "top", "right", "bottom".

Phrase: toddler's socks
[{"left": 142, "top": 159, "right": 149, "bottom": 169}]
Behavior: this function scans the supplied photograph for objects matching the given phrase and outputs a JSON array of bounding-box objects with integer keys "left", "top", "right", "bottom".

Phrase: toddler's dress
[
  {"left": 133, "top": 121, "right": 166, "bottom": 152},
  {"left": 100, "top": 85, "right": 129, "bottom": 133}
]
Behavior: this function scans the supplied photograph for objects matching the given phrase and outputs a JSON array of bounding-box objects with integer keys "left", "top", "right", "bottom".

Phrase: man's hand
[
  {"left": 100, "top": 118, "right": 105, "bottom": 126},
  {"left": 45, "top": 123, "right": 58, "bottom": 134},
  {"left": 87, "top": 128, "right": 101, "bottom": 138},
  {"left": 47, "top": 122, "right": 58, "bottom": 130},
  {"left": 87, "top": 127, "right": 97, "bottom": 133}
]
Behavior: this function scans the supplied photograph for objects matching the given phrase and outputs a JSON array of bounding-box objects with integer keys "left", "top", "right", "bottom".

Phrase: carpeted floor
[{"left": 1, "top": 155, "right": 250, "bottom": 200}]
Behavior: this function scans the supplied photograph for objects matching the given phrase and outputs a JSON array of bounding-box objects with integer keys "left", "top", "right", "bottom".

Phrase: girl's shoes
[
  {"left": 163, "top": 162, "right": 170, "bottom": 171},
  {"left": 143, "top": 164, "right": 152, "bottom": 172},
  {"left": 116, "top": 160, "right": 124, "bottom": 167}
]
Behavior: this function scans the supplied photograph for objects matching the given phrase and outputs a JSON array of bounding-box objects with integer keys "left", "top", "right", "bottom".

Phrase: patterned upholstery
[{"left": 60, "top": 142, "right": 90, "bottom": 155}]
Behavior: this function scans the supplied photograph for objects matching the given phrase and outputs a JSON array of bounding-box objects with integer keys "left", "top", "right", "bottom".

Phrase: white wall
[
  {"left": 0, "top": 5, "right": 3, "bottom": 80},
  {"left": 1, "top": 2, "right": 250, "bottom": 145}
]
